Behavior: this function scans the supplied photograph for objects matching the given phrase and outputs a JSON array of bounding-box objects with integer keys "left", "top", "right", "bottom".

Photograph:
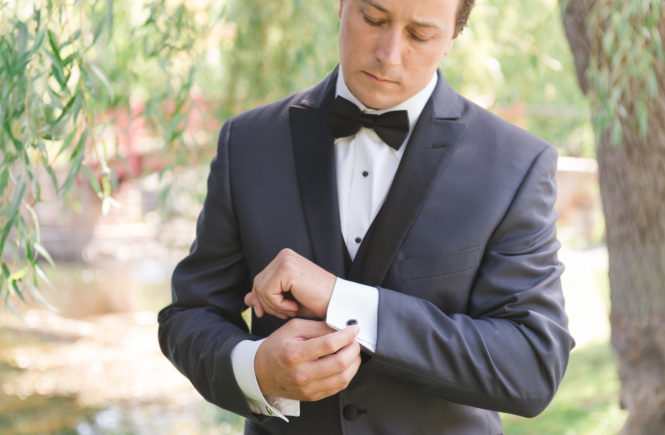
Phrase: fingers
[
  {"left": 281, "top": 318, "right": 340, "bottom": 339},
  {"left": 306, "top": 337, "right": 361, "bottom": 380},
  {"left": 251, "top": 248, "right": 336, "bottom": 320},
  {"left": 283, "top": 330, "right": 362, "bottom": 401},
  {"left": 244, "top": 288, "right": 297, "bottom": 319},
  {"left": 254, "top": 320, "right": 362, "bottom": 401},
  {"left": 301, "top": 345, "right": 362, "bottom": 401},
  {"left": 257, "top": 287, "right": 300, "bottom": 318},
  {"left": 297, "top": 323, "right": 359, "bottom": 361}
]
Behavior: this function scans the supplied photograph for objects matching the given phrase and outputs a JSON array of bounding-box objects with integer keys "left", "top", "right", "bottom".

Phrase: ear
[{"left": 443, "top": 40, "right": 454, "bottom": 57}]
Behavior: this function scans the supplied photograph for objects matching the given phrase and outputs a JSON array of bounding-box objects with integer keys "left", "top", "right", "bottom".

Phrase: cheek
[{"left": 415, "top": 48, "right": 445, "bottom": 72}]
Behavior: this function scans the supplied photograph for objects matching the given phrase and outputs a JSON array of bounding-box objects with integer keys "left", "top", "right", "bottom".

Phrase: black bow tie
[{"left": 330, "top": 96, "right": 409, "bottom": 150}]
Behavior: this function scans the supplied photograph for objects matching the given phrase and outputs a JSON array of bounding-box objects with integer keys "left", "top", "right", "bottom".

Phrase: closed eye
[
  {"left": 407, "top": 26, "right": 435, "bottom": 42},
  {"left": 362, "top": 13, "right": 384, "bottom": 27},
  {"left": 409, "top": 32, "right": 428, "bottom": 42}
]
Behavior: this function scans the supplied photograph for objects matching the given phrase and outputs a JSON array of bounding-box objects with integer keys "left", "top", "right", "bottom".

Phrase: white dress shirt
[{"left": 230, "top": 69, "right": 438, "bottom": 420}]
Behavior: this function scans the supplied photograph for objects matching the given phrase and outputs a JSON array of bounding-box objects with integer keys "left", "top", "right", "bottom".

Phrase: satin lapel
[
  {"left": 290, "top": 90, "right": 346, "bottom": 277},
  {"left": 354, "top": 99, "right": 468, "bottom": 286}
]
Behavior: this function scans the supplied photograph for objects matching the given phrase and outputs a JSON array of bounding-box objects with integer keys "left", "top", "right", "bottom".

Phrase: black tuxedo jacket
[{"left": 158, "top": 68, "right": 574, "bottom": 434}]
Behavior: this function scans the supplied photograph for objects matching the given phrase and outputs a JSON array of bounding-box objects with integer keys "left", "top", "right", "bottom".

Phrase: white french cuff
[
  {"left": 326, "top": 278, "right": 378, "bottom": 353},
  {"left": 230, "top": 339, "right": 300, "bottom": 421}
]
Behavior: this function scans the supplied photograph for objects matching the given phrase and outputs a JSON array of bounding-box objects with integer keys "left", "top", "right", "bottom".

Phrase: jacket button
[{"left": 343, "top": 404, "right": 367, "bottom": 421}]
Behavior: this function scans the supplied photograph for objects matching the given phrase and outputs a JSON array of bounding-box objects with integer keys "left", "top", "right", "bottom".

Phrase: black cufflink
[{"left": 346, "top": 319, "right": 358, "bottom": 326}]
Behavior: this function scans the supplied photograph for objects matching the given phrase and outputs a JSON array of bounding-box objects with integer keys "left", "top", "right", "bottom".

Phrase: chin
[
  {"left": 355, "top": 92, "right": 392, "bottom": 110},
  {"left": 369, "top": 97, "right": 398, "bottom": 110}
]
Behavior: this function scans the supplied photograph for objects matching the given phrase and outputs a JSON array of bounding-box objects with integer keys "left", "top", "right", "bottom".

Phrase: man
[{"left": 158, "top": 0, "right": 575, "bottom": 433}]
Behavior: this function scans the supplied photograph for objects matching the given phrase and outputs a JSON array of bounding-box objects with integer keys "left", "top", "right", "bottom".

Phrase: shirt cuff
[
  {"left": 326, "top": 277, "right": 378, "bottom": 353},
  {"left": 230, "top": 339, "right": 300, "bottom": 420}
]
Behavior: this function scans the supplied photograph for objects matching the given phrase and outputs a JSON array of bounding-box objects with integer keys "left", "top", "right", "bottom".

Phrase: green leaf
[
  {"left": 27, "top": 27, "right": 46, "bottom": 59},
  {"left": 33, "top": 6, "right": 42, "bottom": 26},
  {"left": 0, "top": 168, "right": 9, "bottom": 195},
  {"left": 62, "top": 52, "right": 77, "bottom": 67},
  {"left": 24, "top": 204, "right": 42, "bottom": 247},
  {"left": 82, "top": 164, "right": 102, "bottom": 195},
  {"left": 26, "top": 279, "right": 57, "bottom": 311},
  {"left": 72, "top": 89, "right": 84, "bottom": 120},
  {"left": 9, "top": 268, "right": 27, "bottom": 281},
  {"left": 35, "top": 263, "right": 54, "bottom": 290},
  {"left": 55, "top": 128, "right": 79, "bottom": 161},
  {"left": 47, "top": 29, "right": 62, "bottom": 63},
  {"left": 59, "top": 131, "right": 87, "bottom": 198},
  {"left": 25, "top": 239, "right": 35, "bottom": 264},
  {"left": 52, "top": 90, "right": 77, "bottom": 128},
  {"left": 2, "top": 263, "right": 10, "bottom": 279},
  {"left": 16, "top": 21, "right": 28, "bottom": 60},
  {"left": 93, "top": 0, "right": 114, "bottom": 44},
  {"left": 8, "top": 179, "right": 27, "bottom": 222},
  {"left": 60, "top": 30, "right": 82, "bottom": 50},
  {"left": 0, "top": 215, "right": 16, "bottom": 256},
  {"left": 40, "top": 153, "right": 60, "bottom": 194},
  {"left": 3, "top": 116, "right": 23, "bottom": 151},
  {"left": 28, "top": 164, "right": 42, "bottom": 202},
  {"left": 1, "top": 291, "right": 22, "bottom": 320},
  {"left": 11, "top": 279, "right": 26, "bottom": 302},
  {"left": 86, "top": 60, "right": 114, "bottom": 99},
  {"left": 46, "top": 85, "right": 65, "bottom": 110},
  {"left": 33, "top": 242, "right": 55, "bottom": 267},
  {"left": 47, "top": 50, "right": 68, "bottom": 90}
]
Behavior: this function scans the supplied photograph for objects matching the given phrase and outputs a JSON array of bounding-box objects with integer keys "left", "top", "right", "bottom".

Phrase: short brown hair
[{"left": 454, "top": 0, "right": 475, "bottom": 38}]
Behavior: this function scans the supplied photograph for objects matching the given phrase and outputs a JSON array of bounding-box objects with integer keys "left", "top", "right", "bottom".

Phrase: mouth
[{"left": 363, "top": 71, "right": 397, "bottom": 84}]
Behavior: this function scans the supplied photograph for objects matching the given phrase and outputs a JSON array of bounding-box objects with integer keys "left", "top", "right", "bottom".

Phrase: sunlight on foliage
[
  {"left": 0, "top": 0, "right": 218, "bottom": 308},
  {"left": 585, "top": 0, "right": 663, "bottom": 145}
]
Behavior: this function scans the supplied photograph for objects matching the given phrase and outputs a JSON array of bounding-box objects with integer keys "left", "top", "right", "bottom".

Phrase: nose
[{"left": 375, "top": 29, "right": 402, "bottom": 66}]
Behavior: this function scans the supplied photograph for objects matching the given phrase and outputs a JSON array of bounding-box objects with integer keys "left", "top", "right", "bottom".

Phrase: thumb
[{"left": 244, "top": 292, "right": 265, "bottom": 318}]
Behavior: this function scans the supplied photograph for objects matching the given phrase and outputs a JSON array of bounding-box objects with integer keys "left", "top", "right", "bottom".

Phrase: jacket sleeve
[
  {"left": 157, "top": 121, "right": 263, "bottom": 420},
  {"left": 367, "top": 145, "right": 574, "bottom": 417}
]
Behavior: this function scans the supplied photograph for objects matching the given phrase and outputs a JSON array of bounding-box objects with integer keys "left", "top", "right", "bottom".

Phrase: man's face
[{"left": 338, "top": 0, "right": 457, "bottom": 110}]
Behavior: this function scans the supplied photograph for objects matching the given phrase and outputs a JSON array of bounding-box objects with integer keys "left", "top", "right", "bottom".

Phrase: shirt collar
[{"left": 335, "top": 67, "right": 438, "bottom": 131}]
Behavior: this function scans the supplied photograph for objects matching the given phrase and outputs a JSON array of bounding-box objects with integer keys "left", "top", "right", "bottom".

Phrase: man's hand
[
  {"left": 255, "top": 319, "right": 361, "bottom": 401},
  {"left": 245, "top": 248, "right": 336, "bottom": 319}
]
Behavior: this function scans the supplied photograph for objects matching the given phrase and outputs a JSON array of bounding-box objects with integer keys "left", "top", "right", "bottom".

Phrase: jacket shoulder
[
  {"left": 456, "top": 96, "right": 557, "bottom": 167},
  {"left": 225, "top": 71, "right": 334, "bottom": 134}
]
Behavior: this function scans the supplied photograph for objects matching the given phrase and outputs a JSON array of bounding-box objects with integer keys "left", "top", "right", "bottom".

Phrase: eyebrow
[{"left": 358, "top": 0, "right": 443, "bottom": 30}]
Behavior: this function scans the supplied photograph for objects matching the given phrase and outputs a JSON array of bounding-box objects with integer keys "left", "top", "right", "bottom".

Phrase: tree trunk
[{"left": 561, "top": 1, "right": 665, "bottom": 433}]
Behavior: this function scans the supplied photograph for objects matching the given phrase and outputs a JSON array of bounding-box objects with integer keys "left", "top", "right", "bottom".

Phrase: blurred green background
[{"left": 1, "top": 0, "right": 621, "bottom": 433}]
